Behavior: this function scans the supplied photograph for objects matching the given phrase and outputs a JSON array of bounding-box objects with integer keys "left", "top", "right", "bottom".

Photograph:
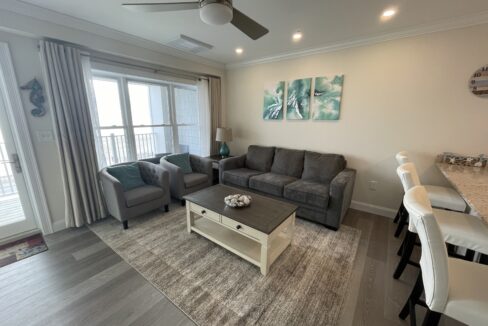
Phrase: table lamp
[{"left": 216, "top": 127, "right": 232, "bottom": 158}]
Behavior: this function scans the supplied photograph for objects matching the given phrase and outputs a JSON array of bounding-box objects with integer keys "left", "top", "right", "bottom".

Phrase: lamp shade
[{"left": 216, "top": 128, "right": 232, "bottom": 142}]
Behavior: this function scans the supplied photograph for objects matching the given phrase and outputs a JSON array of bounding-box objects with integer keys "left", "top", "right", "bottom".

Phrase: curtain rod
[{"left": 38, "top": 37, "right": 220, "bottom": 81}]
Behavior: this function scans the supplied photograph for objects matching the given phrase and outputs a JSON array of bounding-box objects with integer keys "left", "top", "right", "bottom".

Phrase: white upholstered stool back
[
  {"left": 403, "top": 185, "right": 449, "bottom": 312},
  {"left": 396, "top": 151, "right": 410, "bottom": 165},
  {"left": 397, "top": 163, "right": 421, "bottom": 193}
]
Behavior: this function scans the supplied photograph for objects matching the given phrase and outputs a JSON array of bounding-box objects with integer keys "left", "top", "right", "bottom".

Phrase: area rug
[
  {"left": 0, "top": 233, "right": 48, "bottom": 268},
  {"left": 90, "top": 208, "right": 361, "bottom": 325}
]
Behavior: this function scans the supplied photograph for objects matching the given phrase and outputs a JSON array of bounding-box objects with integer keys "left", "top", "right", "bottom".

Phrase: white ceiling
[{"left": 19, "top": 0, "right": 488, "bottom": 65}]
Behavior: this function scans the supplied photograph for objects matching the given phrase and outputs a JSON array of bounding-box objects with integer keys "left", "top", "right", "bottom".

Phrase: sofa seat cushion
[
  {"left": 249, "top": 173, "right": 297, "bottom": 197},
  {"left": 125, "top": 185, "right": 164, "bottom": 208},
  {"left": 184, "top": 173, "right": 208, "bottom": 188},
  {"left": 284, "top": 180, "right": 330, "bottom": 209},
  {"left": 222, "top": 168, "right": 263, "bottom": 187}
]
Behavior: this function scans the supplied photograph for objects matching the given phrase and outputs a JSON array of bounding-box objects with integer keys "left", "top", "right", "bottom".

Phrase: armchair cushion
[
  {"left": 164, "top": 153, "right": 192, "bottom": 174},
  {"left": 106, "top": 163, "right": 145, "bottom": 191},
  {"left": 249, "top": 172, "right": 297, "bottom": 197},
  {"left": 246, "top": 145, "right": 275, "bottom": 172},
  {"left": 302, "top": 151, "right": 346, "bottom": 183},
  {"left": 184, "top": 173, "right": 209, "bottom": 188},
  {"left": 125, "top": 185, "right": 165, "bottom": 208},
  {"left": 284, "top": 180, "right": 329, "bottom": 209}
]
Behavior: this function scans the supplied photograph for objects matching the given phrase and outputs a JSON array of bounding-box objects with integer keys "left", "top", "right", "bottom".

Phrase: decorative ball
[{"left": 224, "top": 194, "right": 252, "bottom": 208}]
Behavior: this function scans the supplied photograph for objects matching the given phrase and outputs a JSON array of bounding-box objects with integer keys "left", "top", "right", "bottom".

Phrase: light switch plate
[{"left": 36, "top": 130, "right": 54, "bottom": 143}]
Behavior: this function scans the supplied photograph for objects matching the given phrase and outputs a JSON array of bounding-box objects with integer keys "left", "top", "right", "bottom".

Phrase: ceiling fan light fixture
[{"left": 200, "top": 2, "right": 233, "bottom": 25}]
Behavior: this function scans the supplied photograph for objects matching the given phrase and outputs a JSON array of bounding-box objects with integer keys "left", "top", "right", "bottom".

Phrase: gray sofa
[
  {"left": 160, "top": 154, "right": 213, "bottom": 204},
  {"left": 99, "top": 161, "right": 171, "bottom": 229},
  {"left": 219, "top": 145, "right": 356, "bottom": 230}
]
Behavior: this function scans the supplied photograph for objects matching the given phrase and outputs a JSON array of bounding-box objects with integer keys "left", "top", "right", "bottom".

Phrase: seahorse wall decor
[{"left": 20, "top": 78, "right": 46, "bottom": 117}]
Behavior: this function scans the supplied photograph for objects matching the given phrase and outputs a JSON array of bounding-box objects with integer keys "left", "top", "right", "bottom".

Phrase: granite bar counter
[{"left": 436, "top": 163, "right": 488, "bottom": 224}]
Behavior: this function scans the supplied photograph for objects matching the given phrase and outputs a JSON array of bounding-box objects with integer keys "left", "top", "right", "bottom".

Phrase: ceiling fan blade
[
  {"left": 122, "top": 2, "right": 200, "bottom": 13},
  {"left": 231, "top": 8, "right": 269, "bottom": 40}
]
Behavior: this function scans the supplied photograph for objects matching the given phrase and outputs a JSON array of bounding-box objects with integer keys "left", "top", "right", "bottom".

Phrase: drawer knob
[
  {"left": 201, "top": 210, "right": 206, "bottom": 214},
  {"left": 236, "top": 225, "right": 242, "bottom": 230}
]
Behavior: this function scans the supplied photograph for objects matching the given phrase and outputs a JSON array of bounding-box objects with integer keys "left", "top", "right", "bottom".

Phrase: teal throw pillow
[
  {"left": 164, "top": 153, "right": 193, "bottom": 174},
  {"left": 106, "top": 163, "right": 146, "bottom": 191}
]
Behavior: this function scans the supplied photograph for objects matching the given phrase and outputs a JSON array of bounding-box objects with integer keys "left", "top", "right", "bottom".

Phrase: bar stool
[
  {"left": 399, "top": 185, "right": 488, "bottom": 326},
  {"left": 393, "top": 151, "right": 409, "bottom": 224},
  {"left": 393, "top": 152, "right": 467, "bottom": 237},
  {"left": 393, "top": 177, "right": 488, "bottom": 279}
]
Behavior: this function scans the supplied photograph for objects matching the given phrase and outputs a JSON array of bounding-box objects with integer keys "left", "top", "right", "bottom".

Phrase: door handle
[{"left": 4, "top": 154, "right": 22, "bottom": 173}]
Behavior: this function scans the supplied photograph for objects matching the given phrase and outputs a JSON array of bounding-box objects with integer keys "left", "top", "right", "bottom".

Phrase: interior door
[{"left": 0, "top": 90, "right": 37, "bottom": 241}]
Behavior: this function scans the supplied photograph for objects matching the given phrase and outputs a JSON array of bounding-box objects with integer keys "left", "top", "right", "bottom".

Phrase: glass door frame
[{"left": 0, "top": 42, "right": 52, "bottom": 240}]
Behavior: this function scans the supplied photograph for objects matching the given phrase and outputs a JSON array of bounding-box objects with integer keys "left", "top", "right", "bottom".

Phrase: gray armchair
[
  {"left": 160, "top": 154, "right": 213, "bottom": 204},
  {"left": 99, "top": 161, "right": 171, "bottom": 229}
]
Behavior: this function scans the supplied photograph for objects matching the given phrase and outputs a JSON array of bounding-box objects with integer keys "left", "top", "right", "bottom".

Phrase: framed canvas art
[
  {"left": 286, "top": 78, "right": 311, "bottom": 120},
  {"left": 263, "top": 81, "right": 285, "bottom": 120},
  {"left": 312, "top": 75, "right": 344, "bottom": 120}
]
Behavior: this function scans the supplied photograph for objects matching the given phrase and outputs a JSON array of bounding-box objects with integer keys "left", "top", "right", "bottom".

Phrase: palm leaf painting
[
  {"left": 263, "top": 81, "right": 285, "bottom": 120},
  {"left": 286, "top": 78, "right": 311, "bottom": 120},
  {"left": 312, "top": 75, "right": 344, "bottom": 120}
]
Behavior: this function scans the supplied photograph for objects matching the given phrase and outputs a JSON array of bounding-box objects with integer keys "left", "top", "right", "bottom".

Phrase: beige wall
[
  {"left": 0, "top": 12, "right": 225, "bottom": 231},
  {"left": 225, "top": 24, "right": 488, "bottom": 216}
]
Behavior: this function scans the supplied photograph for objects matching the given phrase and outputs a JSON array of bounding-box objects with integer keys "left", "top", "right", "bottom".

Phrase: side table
[{"left": 207, "top": 155, "right": 232, "bottom": 185}]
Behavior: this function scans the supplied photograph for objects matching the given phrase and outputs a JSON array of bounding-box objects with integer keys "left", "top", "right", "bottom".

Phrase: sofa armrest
[
  {"left": 159, "top": 158, "right": 185, "bottom": 199},
  {"left": 328, "top": 168, "right": 356, "bottom": 228},
  {"left": 138, "top": 161, "right": 170, "bottom": 190},
  {"left": 190, "top": 155, "right": 212, "bottom": 176},
  {"left": 99, "top": 169, "right": 127, "bottom": 221},
  {"left": 219, "top": 154, "right": 246, "bottom": 183}
]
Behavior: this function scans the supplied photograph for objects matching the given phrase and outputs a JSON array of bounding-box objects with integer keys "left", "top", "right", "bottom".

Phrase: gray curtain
[
  {"left": 40, "top": 40, "right": 106, "bottom": 227},
  {"left": 209, "top": 77, "right": 222, "bottom": 155}
]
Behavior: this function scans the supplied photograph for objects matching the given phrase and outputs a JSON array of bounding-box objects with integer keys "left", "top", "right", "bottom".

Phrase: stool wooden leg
[
  {"left": 399, "top": 272, "right": 423, "bottom": 321},
  {"left": 394, "top": 210, "right": 409, "bottom": 238},
  {"left": 394, "top": 202, "right": 404, "bottom": 224},
  {"left": 422, "top": 310, "right": 441, "bottom": 326},
  {"left": 397, "top": 237, "right": 405, "bottom": 256},
  {"left": 394, "top": 231, "right": 416, "bottom": 279}
]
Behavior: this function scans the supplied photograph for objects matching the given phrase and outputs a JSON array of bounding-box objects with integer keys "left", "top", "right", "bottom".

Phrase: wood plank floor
[{"left": 0, "top": 205, "right": 465, "bottom": 326}]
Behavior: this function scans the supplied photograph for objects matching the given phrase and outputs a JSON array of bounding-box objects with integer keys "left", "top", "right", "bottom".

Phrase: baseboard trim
[
  {"left": 0, "top": 228, "right": 40, "bottom": 246},
  {"left": 52, "top": 219, "right": 66, "bottom": 233},
  {"left": 351, "top": 200, "right": 397, "bottom": 219}
]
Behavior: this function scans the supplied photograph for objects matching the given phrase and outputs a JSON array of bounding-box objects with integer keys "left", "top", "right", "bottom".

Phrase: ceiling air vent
[{"left": 166, "top": 34, "right": 213, "bottom": 54}]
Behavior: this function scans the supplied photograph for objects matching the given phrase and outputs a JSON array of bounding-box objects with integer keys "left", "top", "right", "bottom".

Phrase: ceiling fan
[{"left": 122, "top": 0, "right": 269, "bottom": 40}]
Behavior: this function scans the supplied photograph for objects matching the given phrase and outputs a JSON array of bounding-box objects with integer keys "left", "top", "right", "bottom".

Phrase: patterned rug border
[{"left": 89, "top": 209, "right": 362, "bottom": 325}]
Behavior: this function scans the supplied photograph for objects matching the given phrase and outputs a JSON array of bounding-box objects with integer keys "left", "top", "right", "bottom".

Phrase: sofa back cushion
[
  {"left": 271, "top": 148, "right": 305, "bottom": 178},
  {"left": 302, "top": 151, "right": 346, "bottom": 183},
  {"left": 246, "top": 145, "right": 275, "bottom": 172}
]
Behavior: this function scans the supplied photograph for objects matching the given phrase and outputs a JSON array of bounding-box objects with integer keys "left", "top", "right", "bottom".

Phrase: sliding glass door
[
  {"left": 91, "top": 73, "right": 203, "bottom": 168},
  {"left": 0, "top": 87, "right": 37, "bottom": 240}
]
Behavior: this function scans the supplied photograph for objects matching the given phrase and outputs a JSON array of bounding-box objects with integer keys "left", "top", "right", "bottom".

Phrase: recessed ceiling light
[
  {"left": 382, "top": 9, "right": 396, "bottom": 18},
  {"left": 292, "top": 31, "right": 303, "bottom": 42},
  {"left": 235, "top": 47, "right": 243, "bottom": 54}
]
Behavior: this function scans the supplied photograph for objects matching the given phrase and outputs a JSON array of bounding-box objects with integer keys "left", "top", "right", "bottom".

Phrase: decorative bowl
[{"left": 224, "top": 194, "right": 252, "bottom": 208}]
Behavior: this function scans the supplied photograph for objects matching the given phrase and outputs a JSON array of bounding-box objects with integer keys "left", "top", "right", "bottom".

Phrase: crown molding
[
  {"left": 0, "top": 0, "right": 224, "bottom": 71},
  {"left": 226, "top": 10, "right": 488, "bottom": 70}
]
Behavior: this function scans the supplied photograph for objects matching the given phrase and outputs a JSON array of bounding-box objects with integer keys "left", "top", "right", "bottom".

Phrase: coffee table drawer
[
  {"left": 189, "top": 202, "right": 220, "bottom": 222},
  {"left": 221, "top": 216, "right": 262, "bottom": 240}
]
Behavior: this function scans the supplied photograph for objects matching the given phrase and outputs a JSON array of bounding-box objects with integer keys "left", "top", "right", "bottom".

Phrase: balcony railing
[{"left": 100, "top": 133, "right": 158, "bottom": 166}]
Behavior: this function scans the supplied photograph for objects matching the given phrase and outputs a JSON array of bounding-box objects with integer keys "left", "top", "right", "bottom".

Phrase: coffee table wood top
[{"left": 183, "top": 185, "right": 297, "bottom": 234}]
